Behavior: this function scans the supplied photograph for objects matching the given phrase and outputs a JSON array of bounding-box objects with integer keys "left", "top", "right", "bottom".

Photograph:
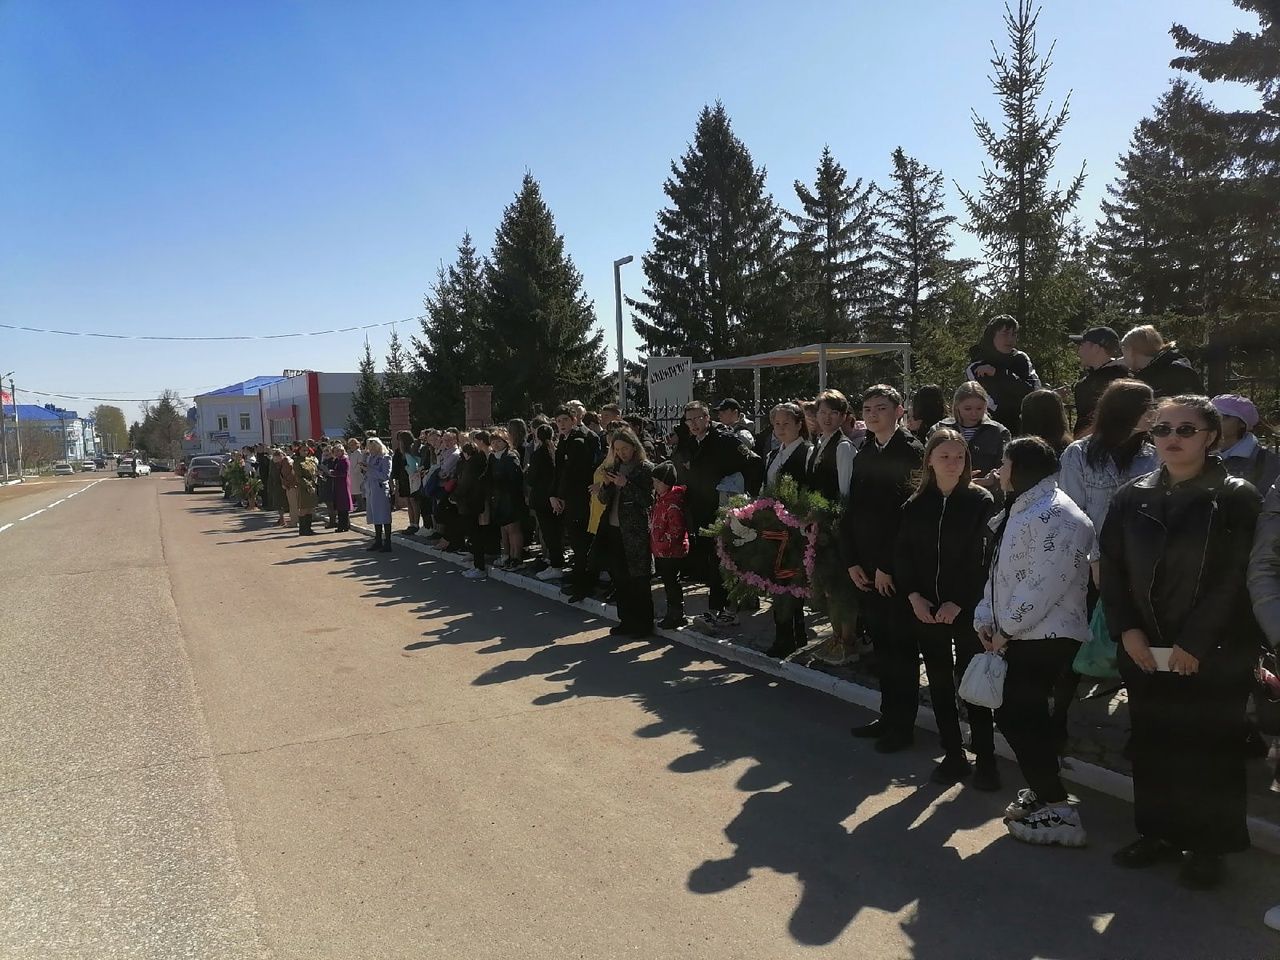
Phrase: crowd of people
[{"left": 215, "top": 316, "right": 1280, "bottom": 904}]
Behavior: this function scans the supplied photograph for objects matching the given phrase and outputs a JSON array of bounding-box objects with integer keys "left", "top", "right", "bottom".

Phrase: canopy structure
[{"left": 692, "top": 342, "right": 912, "bottom": 417}]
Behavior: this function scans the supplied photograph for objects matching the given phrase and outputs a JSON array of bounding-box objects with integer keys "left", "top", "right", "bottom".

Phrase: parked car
[
  {"left": 52, "top": 461, "right": 75, "bottom": 476},
  {"left": 184, "top": 457, "right": 224, "bottom": 493},
  {"left": 117, "top": 457, "right": 151, "bottom": 478},
  {"left": 81, "top": 460, "right": 96, "bottom": 472},
  {"left": 149, "top": 460, "right": 173, "bottom": 472}
]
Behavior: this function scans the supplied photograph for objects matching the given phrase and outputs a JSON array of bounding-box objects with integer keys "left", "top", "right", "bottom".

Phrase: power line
[
  {"left": 0, "top": 315, "right": 423, "bottom": 341},
  {"left": 12, "top": 386, "right": 201, "bottom": 404}
]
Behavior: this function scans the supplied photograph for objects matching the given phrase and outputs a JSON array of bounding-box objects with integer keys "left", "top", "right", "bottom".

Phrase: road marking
[{"left": 1, "top": 478, "right": 107, "bottom": 535}]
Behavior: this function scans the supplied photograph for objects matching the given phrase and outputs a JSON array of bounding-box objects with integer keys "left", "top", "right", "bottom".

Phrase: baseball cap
[
  {"left": 715, "top": 398, "right": 740, "bottom": 412},
  {"left": 1212, "top": 394, "right": 1259, "bottom": 430},
  {"left": 1067, "top": 326, "right": 1120, "bottom": 348}
]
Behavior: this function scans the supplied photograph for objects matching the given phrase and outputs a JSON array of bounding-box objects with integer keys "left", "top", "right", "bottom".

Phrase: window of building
[
  {"left": 239, "top": 413, "right": 251, "bottom": 431},
  {"left": 216, "top": 414, "right": 229, "bottom": 432}
]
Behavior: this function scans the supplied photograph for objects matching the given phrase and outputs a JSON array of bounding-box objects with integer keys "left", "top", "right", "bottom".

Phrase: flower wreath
[{"left": 711, "top": 496, "right": 819, "bottom": 600}]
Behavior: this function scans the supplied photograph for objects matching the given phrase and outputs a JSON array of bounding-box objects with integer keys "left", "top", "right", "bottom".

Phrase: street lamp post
[{"left": 613, "top": 255, "right": 634, "bottom": 411}]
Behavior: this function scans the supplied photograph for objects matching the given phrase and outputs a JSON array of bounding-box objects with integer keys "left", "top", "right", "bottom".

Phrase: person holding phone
[{"left": 1100, "top": 395, "right": 1265, "bottom": 889}]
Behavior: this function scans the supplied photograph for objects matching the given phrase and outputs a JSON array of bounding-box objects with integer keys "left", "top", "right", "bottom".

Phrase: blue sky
[{"left": 0, "top": 0, "right": 1259, "bottom": 421}]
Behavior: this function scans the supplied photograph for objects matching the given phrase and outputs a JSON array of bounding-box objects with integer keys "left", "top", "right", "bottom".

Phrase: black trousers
[
  {"left": 1120, "top": 649, "right": 1251, "bottom": 854},
  {"left": 564, "top": 508, "right": 592, "bottom": 586},
  {"left": 690, "top": 535, "right": 728, "bottom": 612},
  {"left": 864, "top": 592, "right": 919, "bottom": 736},
  {"left": 535, "top": 506, "right": 565, "bottom": 567},
  {"left": 655, "top": 556, "right": 684, "bottom": 615},
  {"left": 910, "top": 619, "right": 996, "bottom": 757},
  {"left": 995, "top": 638, "right": 1078, "bottom": 804},
  {"left": 462, "top": 514, "right": 486, "bottom": 571},
  {"left": 771, "top": 595, "right": 807, "bottom": 653},
  {"left": 602, "top": 525, "right": 653, "bottom": 631}
]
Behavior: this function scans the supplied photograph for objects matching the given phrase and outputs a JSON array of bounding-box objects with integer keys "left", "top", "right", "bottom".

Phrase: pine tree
[
  {"left": 880, "top": 147, "right": 973, "bottom": 346},
  {"left": 959, "top": 1, "right": 1086, "bottom": 337},
  {"left": 1170, "top": 1, "right": 1280, "bottom": 309},
  {"left": 346, "top": 340, "right": 386, "bottom": 436},
  {"left": 412, "top": 233, "right": 487, "bottom": 427},
  {"left": 484, "top": 173, "right": 608, "bottom": 419},
  {"left": 629, "top": 103, "right": 789, "bottom": 395},
  {"left": 784, "top": 146, "right": 885, "bottom": 342},
  {"left": 382, "top": 328, "right": 414, "bottom": 402},
  {"left": 1095, "top": 80, "right": 1235, "bottom": 316}
]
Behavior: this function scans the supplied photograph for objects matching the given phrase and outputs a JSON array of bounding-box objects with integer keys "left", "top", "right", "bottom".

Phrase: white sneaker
[
  {"left": 535, "top": 568, "right": 563, "bottom": 581},
  {"left": 1264, "top": 905, "right": 1280, "bottom": 932},
  {"left": 463, "top": 568, "right": 488, "bottom": 580},
  {"left": 1003, "top": 788, "right": 1043, "bottom": 822},
  {"left": 1006, "top": 805, "right": 1086, "bottom": 847}
]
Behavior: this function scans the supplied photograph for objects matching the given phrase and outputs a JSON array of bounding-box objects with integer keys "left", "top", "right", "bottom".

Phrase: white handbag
[{"left": 959, "top": 652, "right": 1007, "bottom": 710}]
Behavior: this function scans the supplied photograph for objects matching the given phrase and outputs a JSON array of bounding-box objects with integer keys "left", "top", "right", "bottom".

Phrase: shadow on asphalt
[{"left": 204, "top": 506, "right": 1280, "bottom": 958}]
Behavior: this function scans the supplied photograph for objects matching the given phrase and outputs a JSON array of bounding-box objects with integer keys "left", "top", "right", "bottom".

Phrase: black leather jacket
[{"left": 1100, "top": 458, "right": 1264, "bottom": 663}]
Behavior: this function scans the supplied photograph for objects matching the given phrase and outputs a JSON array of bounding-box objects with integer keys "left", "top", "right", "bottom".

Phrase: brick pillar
[
  {"left": 461, "top": 385, "right": 493, "bottom": 429},
  {"left": 388, "top": 397, "right": 411, "bottom": 437}
]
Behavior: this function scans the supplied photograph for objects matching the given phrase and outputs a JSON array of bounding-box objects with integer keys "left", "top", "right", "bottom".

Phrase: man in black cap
[
  {"left": 714, "top": 398, "right": 757, "bottom": 449},
  {"left": 1067, "top": 326, "right": 1128, "bottom": 438}
]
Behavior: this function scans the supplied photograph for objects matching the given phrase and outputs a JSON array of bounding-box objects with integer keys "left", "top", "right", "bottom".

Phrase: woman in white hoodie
[{"left": 975, "top": 437, "right": 1093, "bottom": 847}]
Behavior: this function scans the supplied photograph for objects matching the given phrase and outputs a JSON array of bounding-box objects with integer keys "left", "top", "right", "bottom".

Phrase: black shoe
[
  {"left": 1112, "top": 837, "right": 1182, "bottom": 869},
  {"left": 379, "top": 542, "right": 392, "bottom": 553},
  {"left": 972, "top": 755, "right": 1002, "bottom": 792},
  {"left": 874, "top": 733, "right": 915, "bottom": 754},
  {"left": 608, "top": 624, "right": 629, "bottom": 636},
  {"left": 851, "top": 720, "right": 883, "bottom": 739},
  {"left": 658, "top": 613, "right": 688, "bottom": 630},
  {"left": 365, "top": 539, "right": 383, "bottom": 551},
  {"left": 565, "top": 594, "right": 587, "bottom": 604},
  {"left": 1179, "top": 852, "right": 1224, "bottom": 890},
  {"left": 930, "top": 752, "right": 972, "bottom": 785}
]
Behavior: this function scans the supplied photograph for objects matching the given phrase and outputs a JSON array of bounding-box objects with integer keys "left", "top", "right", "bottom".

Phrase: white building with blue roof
[
  {"left": 192, "top": 376, "right": 286, "bottom": 454},
  {"left": 1, "top": 402, "right": 98, "bottom": 464}
]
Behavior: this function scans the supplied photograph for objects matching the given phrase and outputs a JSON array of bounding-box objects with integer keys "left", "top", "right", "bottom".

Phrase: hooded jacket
[
  {"left": 974, "top": 477, "right": 1093, "bottom": 642},
  {"left": 1135, "top": 347, "right": 1203, "bottom": 399},
  {"left": 1101, "top": 459, "right": 1263, "bottom": 663},
  {"left": 650, "top": 484, "right": 690, "bottom": 558},
  {"left": 965, "top": 346, "right": 1041, "bottom": 433}
]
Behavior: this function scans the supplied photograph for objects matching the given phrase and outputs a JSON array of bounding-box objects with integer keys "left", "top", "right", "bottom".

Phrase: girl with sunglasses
[{"left": 1100, "top": 395, "right": 1265, "bottom": 889}]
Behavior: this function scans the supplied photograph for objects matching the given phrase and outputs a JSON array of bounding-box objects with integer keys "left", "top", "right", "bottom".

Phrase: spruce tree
[
  {"left": 880, "top": 147, "right": 973, "bottom": 346},
  {"left": 383, "top": 328, "right": 414, "bottom": 402},
  {"left": 1170, "top": 1, "right": 1280, "bottom": 309},
  {"left": 346, "top": 340, "right": 387, "bottom": 436},
  {"left": 1095, "top": 81, "right": 1234, "bottom": 317},
  {"left": 484, "top": 173, "right": 608, "bottom": 419},
  {"left": 784, "top": 146, "right": 885, "bottom": 342},
  {"left": 959, "top": 0, "right": 1086, "bottom": 341},
  {"left": 630, "top": 103, "right": 789, "bottom": 395},
  {"left": 412, "top": 233, "right": 487, "bottom": 427}
]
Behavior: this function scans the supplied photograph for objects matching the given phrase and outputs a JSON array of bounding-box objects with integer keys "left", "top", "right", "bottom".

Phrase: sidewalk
[{"left": 330, "top": 508, "right": 1280, "bottom": 850}]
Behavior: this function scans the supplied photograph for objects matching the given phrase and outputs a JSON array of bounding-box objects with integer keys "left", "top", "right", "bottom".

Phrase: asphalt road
[{"left": 2, "top": 473, "right": 1277, "bottom": 959}]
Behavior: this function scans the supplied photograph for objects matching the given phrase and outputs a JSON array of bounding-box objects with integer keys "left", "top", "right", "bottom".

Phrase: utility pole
[
  {"left": 0, "top": 371, "right": 10, "bottom": 481},
  {"left": 12, "top": 377, "right": 23, "bottom": 478},
  {"left": 613, "top": 255, "right": 633, "bottom": 411}
]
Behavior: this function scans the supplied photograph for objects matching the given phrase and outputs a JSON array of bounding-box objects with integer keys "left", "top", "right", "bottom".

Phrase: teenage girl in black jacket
[
  {"left": 1101, "top": 395, "right": 1264, "bottom": 890},
  {"left": 895, "top": 428, "right": 999, "bottom": 789}
]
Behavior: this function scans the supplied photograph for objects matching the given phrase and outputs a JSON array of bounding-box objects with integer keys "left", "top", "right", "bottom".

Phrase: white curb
[{"left": 337, "top": 515, "right": 1280, "bottom": 855}]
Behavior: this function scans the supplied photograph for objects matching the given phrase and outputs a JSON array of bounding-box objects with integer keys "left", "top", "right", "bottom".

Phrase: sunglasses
[{"left": 1150, "top": 423, "right": 1211, "bottom": 439}]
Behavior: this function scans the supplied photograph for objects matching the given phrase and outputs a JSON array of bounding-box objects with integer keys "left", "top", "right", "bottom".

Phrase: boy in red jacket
[{"left": 650, "top": 462, "right": 690, "bottom": 628}]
